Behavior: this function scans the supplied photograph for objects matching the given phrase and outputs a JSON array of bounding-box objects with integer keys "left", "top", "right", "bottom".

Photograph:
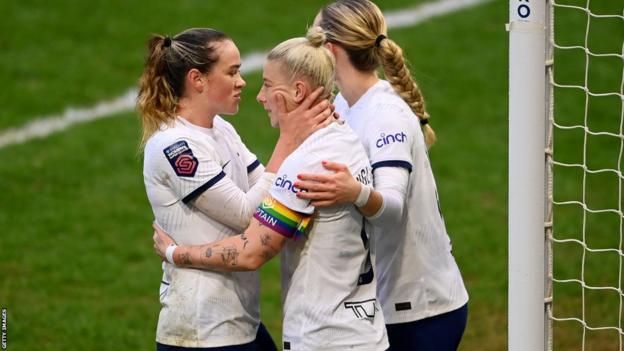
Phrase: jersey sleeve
[
  {"left": 364, "top": 104, "right": 414, "bottom": 173},
  {"left": 159, "top": 137, "right": 225, "bottom": 204},
  {"left": 269, "top": 152, "right": 323, "bottom": 215}
]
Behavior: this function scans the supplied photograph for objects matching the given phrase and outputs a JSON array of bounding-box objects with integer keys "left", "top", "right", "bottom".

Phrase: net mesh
[{"left": 547, "top": 1, "right": 624, "bottom": 349}]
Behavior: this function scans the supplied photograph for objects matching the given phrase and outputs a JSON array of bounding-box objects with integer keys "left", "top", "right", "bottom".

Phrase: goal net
[{"left": 547, "top": 1, "right": 624, "bottom": 350}]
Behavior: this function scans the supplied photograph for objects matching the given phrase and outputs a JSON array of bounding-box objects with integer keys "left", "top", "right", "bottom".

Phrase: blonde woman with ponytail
[
  {"left": 295, "top": 1, "right": 469, "bottom": 350},
  {"left": 153, "top": 28, "right": 389, "bottom": 351},
  {"left": 138, "top": 28, "right": 335, "bottom": 351}
]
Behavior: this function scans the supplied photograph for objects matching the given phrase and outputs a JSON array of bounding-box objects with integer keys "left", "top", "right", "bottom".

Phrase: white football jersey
[
  {"left": 272, "top": 122, "right": 388, "bottom": 351},
  {"left": 334, "top": 80, "right": 469, "bottom": 324},
  {"left": 143, "top": 116, "right": 263, "bottom": 347}
]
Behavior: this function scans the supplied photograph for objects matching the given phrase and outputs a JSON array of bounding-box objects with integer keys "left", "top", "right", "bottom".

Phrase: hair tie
[
  {"left": 163, "top": 37, "right": 172, "bottom": 48},
  {"left": 420, "top": 118, "right": 429, "bottom": 126},
  {"left": 375, "top": 34, "right": 387, "bottom": 48}
]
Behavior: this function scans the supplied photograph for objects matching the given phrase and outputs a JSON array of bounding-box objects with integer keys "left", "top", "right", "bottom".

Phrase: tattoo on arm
[
  {"left": 221, "top": 245, "right": 239, "bottom": 266},
  {"left": 180, "top": 252, "right": 192, "bottom": 266},
  {"left": 261, "top": 251, "right": 272, "bottom": 261},
  {"left": 241, "top": 232, "right": 250, "bottom": 249},
  {"left": 205, "top": 247, "right": 212, "bottom": 258},
  {"left": 260, "top": 233, "right": 271, "bottom": 246}
]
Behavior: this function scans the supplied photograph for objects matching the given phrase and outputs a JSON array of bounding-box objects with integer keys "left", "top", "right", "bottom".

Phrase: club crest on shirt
[{"left": 163, "top": 140, "right": 198, "bottom": 177}]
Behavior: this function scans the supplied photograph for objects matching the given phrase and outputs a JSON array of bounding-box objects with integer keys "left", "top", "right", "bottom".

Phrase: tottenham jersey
[
  {"left": 143, "top": 116, "right": 262, "bottom": 347},
  {"left": 271, "top": 122, "right": 388, "bottom": 351},
  {"left": 334, "top": 80, "right": 469, "bottom": 324}
]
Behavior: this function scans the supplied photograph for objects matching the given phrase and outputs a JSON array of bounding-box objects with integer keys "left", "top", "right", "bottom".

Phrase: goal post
[{"left": 508, "top": 1, "right": 548, "bottom": 350}]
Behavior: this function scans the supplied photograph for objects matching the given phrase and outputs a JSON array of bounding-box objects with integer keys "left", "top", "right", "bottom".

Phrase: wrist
[
  {"left": 165, "top": 244, "right": 178, "bottom": 266},
  {"left": 354, "top": 184, "right": 372, "bottom": 207}
]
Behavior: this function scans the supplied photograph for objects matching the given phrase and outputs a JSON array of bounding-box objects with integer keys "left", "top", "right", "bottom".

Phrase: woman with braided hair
[{"left": 294, "top": 1, "right": 469, "bottom": 350}]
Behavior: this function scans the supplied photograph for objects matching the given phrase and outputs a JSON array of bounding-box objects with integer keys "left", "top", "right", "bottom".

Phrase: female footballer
[
  {"left": 153, "top": 27, "right": 389, "bottom": 351},
  {"left": 293, "top": 1, "right": 470, "bottom": 350},
  {"left": 138, "top": 28, "right": 333, "bottom": 351}
]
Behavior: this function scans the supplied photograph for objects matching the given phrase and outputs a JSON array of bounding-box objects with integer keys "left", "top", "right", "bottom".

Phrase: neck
[
  {"left": 335, "top": 64, "right": 379, "bottom": 107},
  {"left": 177, "top": 97, "right": 216, "bottom": 128}
]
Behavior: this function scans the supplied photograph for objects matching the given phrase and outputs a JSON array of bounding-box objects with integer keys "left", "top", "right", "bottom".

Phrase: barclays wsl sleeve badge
[{"left": 163, "top": 140, "right": 198, "bottom": 177}]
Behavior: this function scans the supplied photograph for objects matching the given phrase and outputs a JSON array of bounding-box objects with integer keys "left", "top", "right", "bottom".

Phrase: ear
[
  {"left": 324, "top": 42, "right": 337, "bottom": 55},
  {"left": 293, "top": 80, "right": 309, "bottom": 104},
  {"left": 186, "top": 68, "right": 204, "bottom": 93}
]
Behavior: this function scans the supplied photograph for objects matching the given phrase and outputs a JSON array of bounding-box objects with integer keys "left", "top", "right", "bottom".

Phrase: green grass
[
  {"left": 0, "top": 0, "right": 421, "bottom": 131},
  {"left": 0, "top": 0, "right": 621, "bottom": 350}
]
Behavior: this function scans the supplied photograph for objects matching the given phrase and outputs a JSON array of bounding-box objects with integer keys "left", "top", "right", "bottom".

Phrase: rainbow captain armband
[{"left": 253, "top": 197, "right": 311, "bottom": 240}]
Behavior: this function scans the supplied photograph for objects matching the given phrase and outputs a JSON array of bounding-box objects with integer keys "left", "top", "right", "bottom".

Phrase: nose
[
  {"left": 237, "top": 76, "right": 246, "bottom": 89},
  {"left": 256, "top": 87, "right": 266, "bottom": 104}
]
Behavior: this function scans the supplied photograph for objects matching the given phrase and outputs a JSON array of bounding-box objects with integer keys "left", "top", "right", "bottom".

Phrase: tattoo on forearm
[
  {"left": 180, "top": 252, "right": 192, "bottom": 266},
  {"left": 205, "top": 247, "right": 212, "bottom": 258},
  {"left": 241, "top": 232, "right": 250, "bottom": 249},
  {"left": 221, "top": 246, "right": 239, "bottom": 266},
  {"left": 260, "top": 233, "right": 271, "bottom": 246}
]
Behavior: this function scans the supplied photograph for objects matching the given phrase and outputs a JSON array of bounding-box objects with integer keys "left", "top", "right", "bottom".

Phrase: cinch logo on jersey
[
  {"left": 163, "top": 140, "right": 198, "bottom": 177},
  {"left": 275, "top": 174, "right": 307, "bottom": 193},
  {"left": 253, "top": 197, "right": 310, "bottom": 240},
  {"left": 376, "top": 132, "right": 407, "bottom": 148}
]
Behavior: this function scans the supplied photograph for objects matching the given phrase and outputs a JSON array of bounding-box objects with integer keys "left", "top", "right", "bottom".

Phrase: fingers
[
  {"left": 312, "top": 104, "right": 333, "bottom": 124},
  {"left": 294, "top": 180, "right": 332, "bottom": 192},
  {"left": 304, "top": 100, "right": 331, "bottom": 122},
  {"left": 299, "top": 86, "right": 324, "bottom": 110},
  {"left": 297, "top": 172, "right": 333, "bottom": 183},
  {"left": 321, "top": 161, "right": 348, "bottom": 172},
  {"left": 296, "top": 191, "right": 334, "bottom": 201},
  {"left": 274, "top": 92, "right": 288, "bottom": 114}
]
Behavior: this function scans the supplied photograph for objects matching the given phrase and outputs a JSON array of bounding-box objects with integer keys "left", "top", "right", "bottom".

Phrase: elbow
[{"left": 237, "top": 252, "right": 268, "bottom": 271}]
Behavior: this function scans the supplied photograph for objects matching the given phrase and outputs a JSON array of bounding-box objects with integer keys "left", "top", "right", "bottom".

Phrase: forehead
[
  {"left": 213, "top": 40, "right": 241, "bottom": 66},
  {"left": 262, "top": 60, "right": 289, "bottom": 82}
]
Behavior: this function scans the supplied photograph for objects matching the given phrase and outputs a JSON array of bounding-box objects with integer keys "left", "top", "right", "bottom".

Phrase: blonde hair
[
  {"left": 319, "top": 0, "right": 436, "bottom": 147},
  {"left": 266, "top": 27, "right": 335, "bottom": 102},
  {"left": 136, "top": 28, "right": 229, "bottom": 148}
]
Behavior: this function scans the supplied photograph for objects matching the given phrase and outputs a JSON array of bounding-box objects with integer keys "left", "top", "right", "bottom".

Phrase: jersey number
[{"left": 357, "top": 219, "right": 374, "bottom": 286}]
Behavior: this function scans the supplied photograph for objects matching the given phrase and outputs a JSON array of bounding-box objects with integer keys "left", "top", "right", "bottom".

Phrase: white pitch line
[{"left": 0, "top": 0, "right": 491, "bottom": 150}]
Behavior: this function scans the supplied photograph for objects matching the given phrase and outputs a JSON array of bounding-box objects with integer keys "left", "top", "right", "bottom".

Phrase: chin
[{"left": 269, "top": 116, "right": 279, "bottom": 129}]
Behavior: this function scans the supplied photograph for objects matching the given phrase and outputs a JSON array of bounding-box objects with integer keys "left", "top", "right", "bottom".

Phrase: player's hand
[
  {"left": 294, "top": 161, "right": 361, "bottom": 207},
  {"left": 273, "top": 87, "right": 334, "bottom": 146},
  {"left": 153, "top": 223, "right": 177, "bottom": 261}
]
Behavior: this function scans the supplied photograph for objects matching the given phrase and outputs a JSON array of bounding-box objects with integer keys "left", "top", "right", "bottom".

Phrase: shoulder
[
  {"left": 214, "top": 116, "right": 241, "bottom": 138},
  {"left": 145, "top": 123, "right": 216, "bottom": 160},
  {"left": 295, "top": 123, "right": 361, "bottom": 164}
]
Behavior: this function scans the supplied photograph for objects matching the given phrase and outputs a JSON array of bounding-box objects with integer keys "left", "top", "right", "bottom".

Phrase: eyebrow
[{"left": 229, "top": 63, "right": 241, "bottom": 70}]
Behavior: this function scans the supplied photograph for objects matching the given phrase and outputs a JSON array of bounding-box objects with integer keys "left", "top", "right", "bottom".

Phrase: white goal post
[
  {"left": 510, "top": 1, "right": 624, "bottom": 350},
  {"left": 508, "top": 1, "right": 548, "bottom": 350}
]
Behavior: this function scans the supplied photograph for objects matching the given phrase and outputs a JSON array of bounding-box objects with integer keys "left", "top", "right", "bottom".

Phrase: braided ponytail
[
  {"left": 319, "top": 0, "right": 437, "bottom": 148},
  {"left": 377, "top": 39, "right": 436, "bottom": 147}
]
